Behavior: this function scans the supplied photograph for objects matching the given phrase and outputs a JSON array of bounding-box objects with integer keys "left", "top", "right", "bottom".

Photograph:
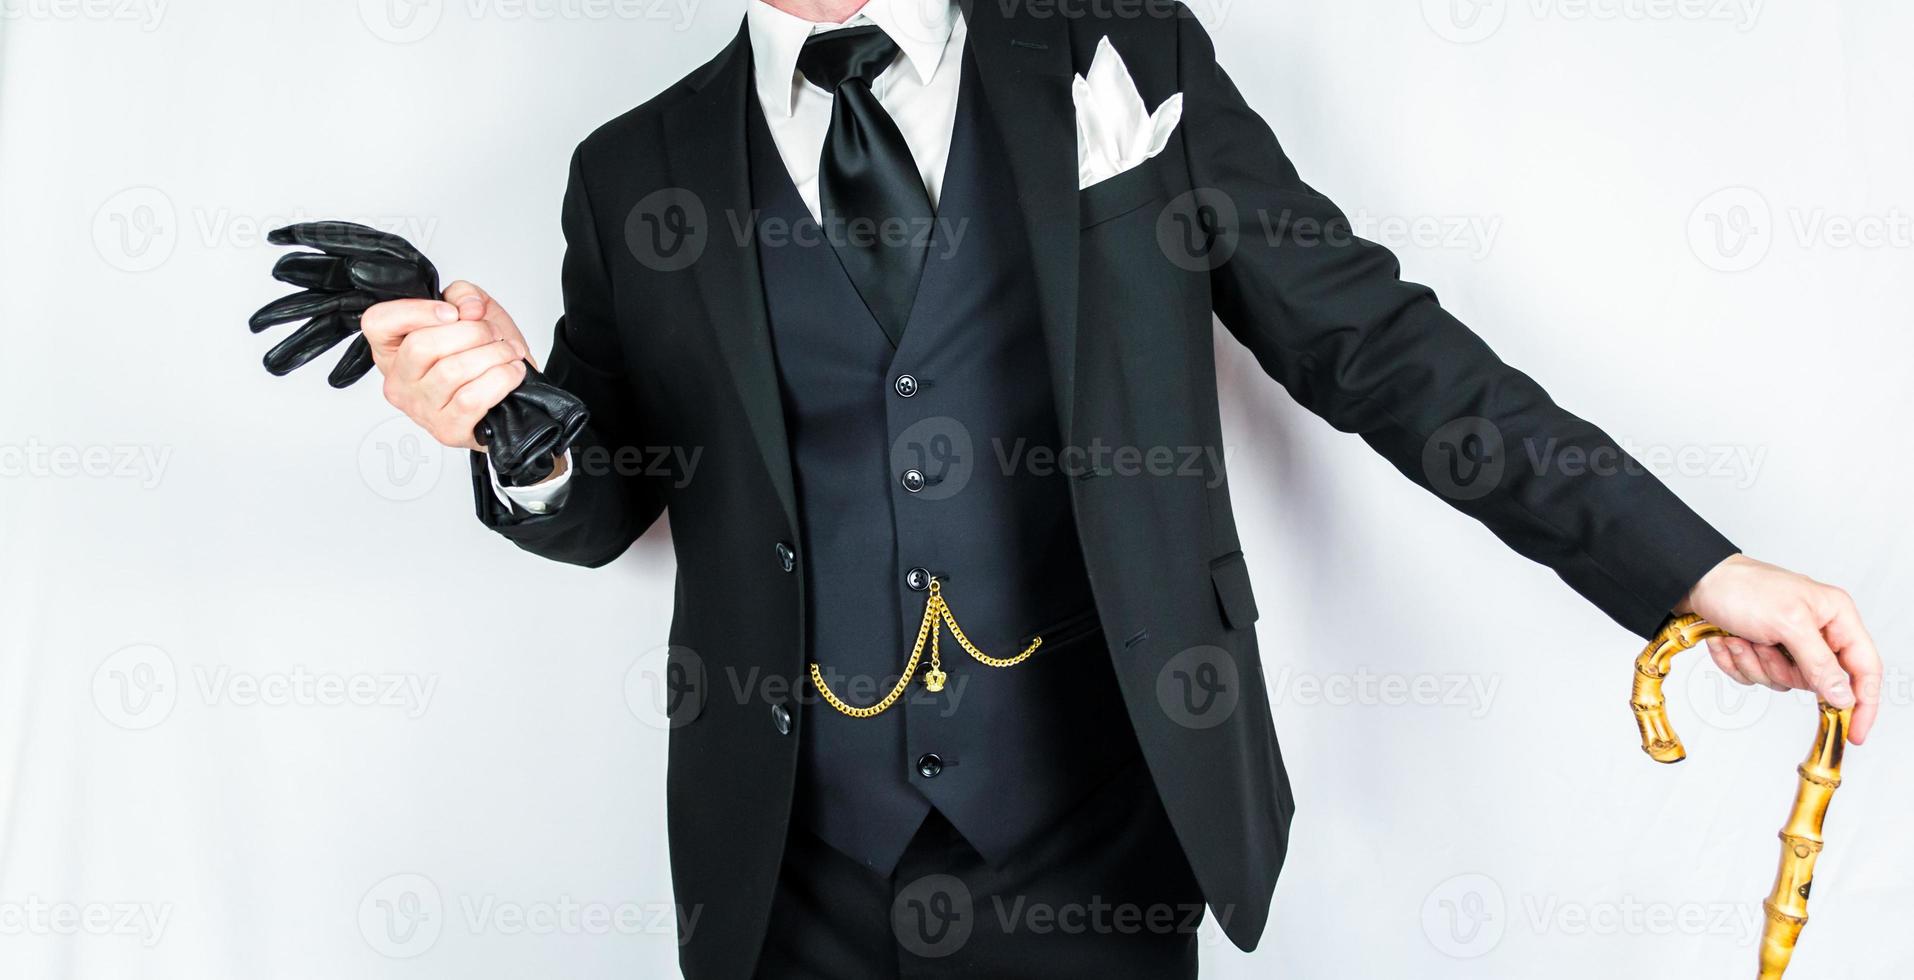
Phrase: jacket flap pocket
[{"left": 1209, "top": 551, "right": 1260, "bottom": 630}]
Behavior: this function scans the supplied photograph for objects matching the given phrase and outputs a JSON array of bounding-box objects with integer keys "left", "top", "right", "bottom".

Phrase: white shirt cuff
[{"left": 489, "top": 450, "right": 574, "bottom": 515}]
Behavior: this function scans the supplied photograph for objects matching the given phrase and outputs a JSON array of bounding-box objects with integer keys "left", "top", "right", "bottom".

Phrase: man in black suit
[{"left": 357, "top": 1, "right": 1882, "bottom": 976}]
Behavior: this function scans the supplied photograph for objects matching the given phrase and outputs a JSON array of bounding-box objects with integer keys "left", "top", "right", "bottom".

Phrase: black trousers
[{"left": 752, "top": 761, "right": 1204, "bottom": 980}]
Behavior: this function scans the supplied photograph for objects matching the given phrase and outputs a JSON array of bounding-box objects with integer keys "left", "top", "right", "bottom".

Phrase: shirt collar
[{"left": 747, "top": 0, "right": 957, "bottom": 118}]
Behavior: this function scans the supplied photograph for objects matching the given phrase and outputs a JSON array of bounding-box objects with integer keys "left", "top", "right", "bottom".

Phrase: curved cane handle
[
  {"left": 1629, "top": 614, "right": 1853, "bottom": 979},
  {"left": 1631, "top": 614, "right": 1731, "bottom": 763}
]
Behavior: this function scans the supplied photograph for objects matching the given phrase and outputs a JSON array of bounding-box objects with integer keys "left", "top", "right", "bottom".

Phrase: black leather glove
[{"left": 250, "top": 221, "right": 589, "bottom": 487}]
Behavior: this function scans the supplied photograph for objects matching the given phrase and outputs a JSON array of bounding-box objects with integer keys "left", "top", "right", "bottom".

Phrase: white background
[{"left": 1, "top": 1, "right": 1909, "bottom": 977}]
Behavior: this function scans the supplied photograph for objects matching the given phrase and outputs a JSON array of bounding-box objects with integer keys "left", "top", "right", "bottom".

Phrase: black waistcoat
[{"left": 747, "top": 51, "right": 1140, "bottom": 874}]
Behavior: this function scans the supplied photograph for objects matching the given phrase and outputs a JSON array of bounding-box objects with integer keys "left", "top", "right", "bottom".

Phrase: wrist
[{"left": 1675, "top": 552, "right": 1747, "bottom": 616}]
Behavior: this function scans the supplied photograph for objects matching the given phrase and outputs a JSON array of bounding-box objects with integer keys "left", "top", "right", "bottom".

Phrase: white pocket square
[{"left": 1074, "top": 36, "right": 1184, "bottom": 191}]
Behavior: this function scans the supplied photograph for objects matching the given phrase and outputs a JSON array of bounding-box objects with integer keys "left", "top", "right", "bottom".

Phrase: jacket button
[
  {"left": 771, "top": 704, "right": 793, "bottom": 736},
  {"left": 901, "top": 469, "right": 926, "bottom": 493},
  {"left": 916, "top": 753, "right": 943, "bottom": 779},
  {"left": 894, "top": 374, "right": 918, "bottom": 398},
  {"left": 906, "top": 567, "right": 931, "bottom": 591},
  {"left": 775, "top": 542, "right": 796, "bottom": 573}
]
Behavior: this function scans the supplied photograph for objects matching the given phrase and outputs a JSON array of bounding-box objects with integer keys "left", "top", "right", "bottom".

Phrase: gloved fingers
[
  {"left": 272, "top": 252, "right": 358, "bottom": 292},
  {"left": 347, "top": 254, "right": 438, "bottom": 300},
  {"left": 255, "top": 222, "right": 439, "bottom": 389},
  {"left": 262, "top": 312, "right": 358, "bottom": 377},
  {"left": 250, "top": 289, "right": 374, "bottom": 332},
  {"left": 267, "top": 221, "right": 426, "bottom": 266},
  {"left": 327, "top": 333, "right": 377, "bottom": 389},
  {"left": 274, "top": 250, "right": 433, "bottom": 299}
]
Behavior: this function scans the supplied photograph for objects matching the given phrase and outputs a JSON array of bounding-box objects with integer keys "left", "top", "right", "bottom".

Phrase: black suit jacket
[{"left": 472, "top": 3, "right": 1737, "bottom": 976}]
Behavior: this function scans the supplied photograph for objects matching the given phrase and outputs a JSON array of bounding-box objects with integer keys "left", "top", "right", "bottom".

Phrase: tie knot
[{"left": 797, "top": 24, "right": 902, "bottom": 92}]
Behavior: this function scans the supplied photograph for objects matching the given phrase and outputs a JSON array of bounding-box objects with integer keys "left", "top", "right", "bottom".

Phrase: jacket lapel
[
  {"left": 961, "top": 1, "right": 1082, "bottom": 443},
  {"left": 663, "top": 23, "right": 799, "bottom": 534}
]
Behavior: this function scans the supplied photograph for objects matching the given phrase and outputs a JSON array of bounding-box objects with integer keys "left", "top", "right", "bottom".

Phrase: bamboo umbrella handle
[{"left": 1629, "top": 613, "right": 1852, "bottom": 979}]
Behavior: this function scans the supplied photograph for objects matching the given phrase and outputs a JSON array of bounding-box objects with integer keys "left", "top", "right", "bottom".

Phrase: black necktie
[{"left": 797, "top": 25, "right": 932, "bottom": 346}]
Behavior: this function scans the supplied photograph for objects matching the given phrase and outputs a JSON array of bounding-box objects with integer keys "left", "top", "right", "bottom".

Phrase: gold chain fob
[
  {"left": 809, "top": 578, "right": 1043, "bottom": 718},
  {"left": 1629, "top": 613, "right": 1853, "bottom": 979}
]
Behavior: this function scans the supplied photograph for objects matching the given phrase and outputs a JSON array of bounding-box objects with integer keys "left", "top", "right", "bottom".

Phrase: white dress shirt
[{"left": 494, "top": 0, "right": 967, "bottom": 514}]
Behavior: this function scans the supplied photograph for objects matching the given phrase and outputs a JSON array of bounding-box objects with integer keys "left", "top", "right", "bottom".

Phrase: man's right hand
[{"left": 361, "top": 280, "right": 532, "bottom": 451}]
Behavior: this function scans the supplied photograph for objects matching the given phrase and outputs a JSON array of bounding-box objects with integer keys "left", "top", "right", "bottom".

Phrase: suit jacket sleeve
[
  {"left": 1173, "top": 9, "right": 1736, "bottom": 637},
  {"left": 467, "top": 147, "right": 667, "bottom": 567}
]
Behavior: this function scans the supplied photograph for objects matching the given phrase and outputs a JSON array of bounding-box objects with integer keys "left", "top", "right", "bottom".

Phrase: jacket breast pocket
[
  {"left": 1209, "top": 550, "right": 1261, "bottom": 631},
  {"left": 1079, "top": 141, "right": 1184, "bottom": 230}
]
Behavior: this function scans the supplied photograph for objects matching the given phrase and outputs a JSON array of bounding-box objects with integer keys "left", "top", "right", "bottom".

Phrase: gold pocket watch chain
[{"left": 809, "top": 579, "right": 1044, "bottom": 719}]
